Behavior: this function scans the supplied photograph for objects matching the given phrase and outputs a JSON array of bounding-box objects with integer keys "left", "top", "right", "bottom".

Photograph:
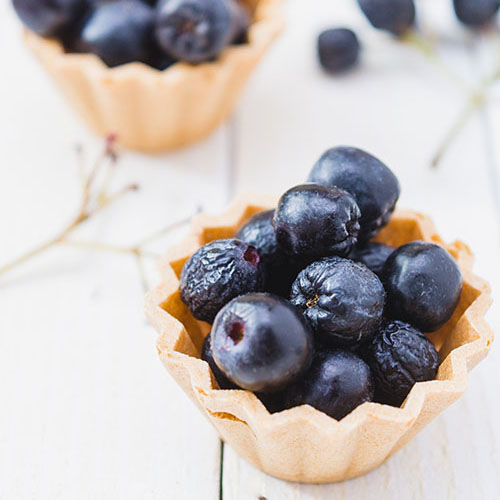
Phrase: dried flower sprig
[{"left": 0, "top": 136, "right": 192, "bottom": 289}]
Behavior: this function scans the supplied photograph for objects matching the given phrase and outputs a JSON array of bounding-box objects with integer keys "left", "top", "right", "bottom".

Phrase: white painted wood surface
[{"left": 1, "top": 1, "right": 499, "bottom": 499}]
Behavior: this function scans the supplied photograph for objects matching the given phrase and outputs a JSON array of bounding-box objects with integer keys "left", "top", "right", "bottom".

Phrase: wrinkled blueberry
[
  {"left": 453, "top": 0, "right": 500, "bottom": 27},
  {"left": 317, "top": 28, "right": 360, "bottom": 74},
  {"left": 357, "top": 0, "right": 416, "bottom": 35},
  {"left": 363, "top": 320, "right": 439, "bottom": 406},
  {"left": 291, "top": 257, "right": 385, "bottom": 346},
  {"left": 349, "top": 241, "right": 395, "bottom": 278},
  {"left": 383, "top": 241, "right": 463, "bottom": 332},
  {"left": 308, "top": 146, "right": 400, "bottom": 241},
  {"left": 283, "top": 348, "right": 374, "bottom": 420},
  {"left": 211, "top": 293, "right": 314, "bottom": 393},
  {"left": 155, "top": 0, "right": 249, "bottom": 63},
  {"left": 12, "top": 0, "right": 87, "bottom": 37},
  {"left": 236, "top": 210, "right": 305, "bottom": 297},
  {"left": 201, "top": 332, "right": 238, "bottom": 389},
  {"left": 79, "top": 0, "right": 155, "bottom": 67},
  {"left": 273, "top": 184, "right": 361, "bottom": 259},
  {"left": 180, "top": 238, "right": 265, "bottom": 323}
]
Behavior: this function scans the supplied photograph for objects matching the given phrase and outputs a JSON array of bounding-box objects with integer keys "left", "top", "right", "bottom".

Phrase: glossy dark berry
[
  {"left": 273, "top": 184, "right": 361, "bottom": 259},
  {"left": 291, "top": 257, "right": 385, "bottom": 347},
  {"left": 155, "top": 0, "right": 249, "bottom": 63},
  {"left": 308, "top": 146, "right": 400, "bottom": 241},
  {"left": 80, "top": 0, "right": 155, "bottom": 67},
  {"left": 201, "top": 333, "right": 238, "bottom": 390},
  {"left": 349, "top": 242, "right": 395, "bottom": 278},
  {"left": 180, "top": 238, "right": 265, "bottom": 323},
  {"left": 357, "top": 0, "right": 416, "bottom": 35},
  {"left": 317, "top": 28, "right": 360, "bottom": 74},
  {"left": 363, "top": 320, "right": 439, "bottom": 406},
  {"left": 236, "top": 210, "right": 305, "bottom": 297},
  {"left": 453, "top": 0, "right": 500, "bottom": 27},
  {"left": 255, "top": 391, "right": 286, "bottom": 414},
  {"left": 211, "top": 293, "right": 314, "bottom": 393},
  {"left": 283, "top": 348, "right": 374, "bottom": 420},
  {"left": 383, "top": 241, "right": 463, "bottom": 332},
  {"left": 12, "top": 0, "right": 86, "bottom": 37}
]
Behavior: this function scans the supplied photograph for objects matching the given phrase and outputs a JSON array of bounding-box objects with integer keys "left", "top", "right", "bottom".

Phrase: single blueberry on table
[
  {"left": 308, "top": 146, "right": 400, "bottom": 241},
  {"left": 291, "top": 257, "right": 385, "bottom": 347},
  {"left": 357, "top": 0, "right": 416, "bottom": 36},
  {"left": 453, "top": 0, "right": 500, "bottom": 27},
  {"left": 362, "top": 320, "right": 439, "bottom": 407},
  {"left": 201, "top": 333, "right": 239, "bottom": 390},
  {"left": 12, "top": 0, "right": 87, "bottom": 37},
  {"left": 211, "top": 293, "right": 314, "bottom": 393},
  {"left": 155, "top": 0, "right": 249, "bottom": 63},
  {"left": 317, "top": 28, "right": 360, "bottom": 74},
  {"left": 273, "top": 184, "right": 361, "bottom": 259},
  {"left": 80, "top": 0, "right": 156, "bottom": 68},
  {"left": 349, "top": 241, "right": 395, "bottom": 278},
  {"left": 180, "top": 238, "right": 265, "bottom": 323},
  {"left": 383, "top": 241, "right": 463, "bottom": 332},
  {"left": 236, "top": 210, "right": 305, "bottom": 297},
  {"left": 283, "top": 348, "right": 374, "bottom": 420}
]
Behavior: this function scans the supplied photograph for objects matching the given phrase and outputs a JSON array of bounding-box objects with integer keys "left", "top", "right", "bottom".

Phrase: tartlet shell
[
  {"left": 24, "top": 0, "right": 283, "bottom": 152},
  {"left": 145, "top": 193, "right": 493, "bottom": 483}
]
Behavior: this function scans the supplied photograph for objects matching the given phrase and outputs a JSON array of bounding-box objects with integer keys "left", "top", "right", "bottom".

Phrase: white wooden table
[{"left": 1, "top": 1, "right": 499, "bottom": 498}]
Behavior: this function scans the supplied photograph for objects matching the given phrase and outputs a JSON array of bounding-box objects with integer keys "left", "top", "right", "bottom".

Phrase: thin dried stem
[{"left": 401, "top": 31, "right": 469, "bottom": 91}]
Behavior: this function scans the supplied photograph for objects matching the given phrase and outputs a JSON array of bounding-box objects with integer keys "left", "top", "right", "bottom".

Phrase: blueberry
[
  {"left": 12, "top": 0, "right": 87, "bottom": 37},
  {"left": 291, "top": 257, "right": 385, "bottom": 347},
  {"left": 236, "top": 210, "right": 305, "bottom": 297},
  {"left": 80, "top": 0, "right": 155, "bottom": 67},
  {"left": 308, "top": 146, "right": 400, "bottom": 241},
  {"left": 180, "top": 238, "right": 265, "bottom": 323},
  {"left": 453, "top": 0, "right": 500, "bottom": 27},
  {"left": 317, "top": 28, "right": 360, "bottom": 74},
  {"left": 211, "top": 293, "right": 314, "bottom": 393},
  {"left": 383, "top": 241, "right": 463, "bottom": 332},
  {"left": 362, "top": 320, "right": 439, "bottom": 406},
  {"left": 155, "top": 0, "right": 249, "bottom": 64},
  {"left": 201, "top": 333, "right": 238, "bottom": 389},
  {"left": 349, "top": 241, "right": 395, "bottom": 278},
  {"left": 357, "top": 0, "right": 416, "bottom": 35},
  {"left": 273, "top": 184, "right": 361, "bottom": 259},
  {"left": 283, "top": 348, "right": 374, "bottom": 420}
]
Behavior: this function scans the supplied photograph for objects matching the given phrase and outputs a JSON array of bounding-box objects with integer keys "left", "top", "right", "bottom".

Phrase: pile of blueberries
[
  {"left": 181, "top": 146, "right": 464, "bottom": 420},
  {"left": 318, "top": 0, "right": 500, "bottom": 73},
  {"left": 12, "top": 0, "right": 250, "bottom": 68}
]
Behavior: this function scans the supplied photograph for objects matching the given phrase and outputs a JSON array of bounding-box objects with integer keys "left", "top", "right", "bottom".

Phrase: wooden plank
[
  {"left": 0, "top": 4, "right": 226, "bottom": 499},
  {"left": 226, "top": 0, "right": 500, "bottom": 498}
]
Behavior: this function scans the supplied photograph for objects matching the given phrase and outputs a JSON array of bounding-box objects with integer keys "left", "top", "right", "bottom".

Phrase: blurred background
[{"left": 1, "top": 0, "right": 499, "bottom": 498}]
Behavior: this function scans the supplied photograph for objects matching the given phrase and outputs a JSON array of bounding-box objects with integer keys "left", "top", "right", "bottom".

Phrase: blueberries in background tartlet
[
  {"left": 357, "top": 0, "right": 416, "bottom": 36},
  {"left": 283, "top": 348, "right": 374, "bottom": 420},
  {"left": 290, "top": 257, "right": 385, "bottom": 347},
  {"left": 180, "top": 238, "right": 265, "bottom": 323},
  {"left": 155, "top": 0, "right": 249, "bottom": 63},
  {"left": 317, "top": 28, "right": 360, "bottom": 74},
  {"left": 383, "top": 241, "right": 463, "bottom": 332},
  {"left": 236, "top": 210, "right": 305, "bottom": 297},
  {"left": 12, "top": 0, "right": 251, "bottom": 69},
  {"left": 349, "top": 241, "right": 395, "bottom": 278},
  {"left": 80, "top": 0, "right": 155, "bottom": 67},
  {"left": 273, "top": 184, "right": 361, "bottom": 259},
  {"left": 211, "top": 293, "right": 314, "bottom": 393},
  {"left": 453, "top": 0, "right": 500, "bottom": 27},
  {"left": 362, "top": 320, "right": 439, "bottom": 406},
  {"left": 12, "top": 0, "right": 86, "bottom": 37},
  {"left": 308, "top": 146, "right": 400, "bottom": 241},
  {"left": 201, "top": 332, "right": 239, "bottom": 390}
]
